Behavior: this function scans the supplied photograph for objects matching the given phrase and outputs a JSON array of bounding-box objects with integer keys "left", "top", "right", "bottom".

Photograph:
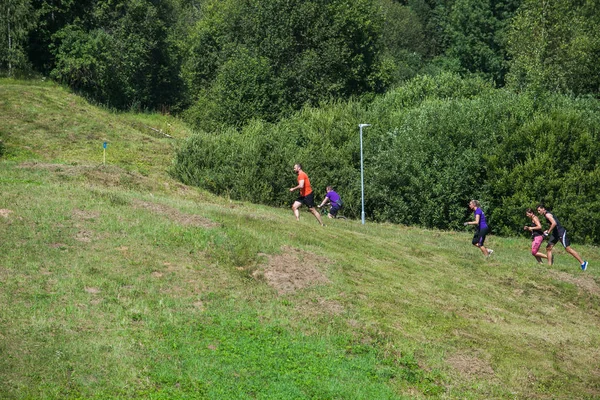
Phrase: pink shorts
[{"left": 531, "top": 235, "right": 544, "bottom": 255}]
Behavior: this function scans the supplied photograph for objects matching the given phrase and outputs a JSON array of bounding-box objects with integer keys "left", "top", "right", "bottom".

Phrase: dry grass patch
[
  {"left": 133, "top": 199, "right": 218, "bottom": 228},
  {"left": 18, "top": 162, "right": 104, "bottom": 179},
  {"left": 255, "top": 246, "right": 330, "bottom": 295},
  {"left": 74, "top": 229, "right": 94, "bottom": 243},
  {"left": 192, "top": 300, "right": 205, "bottom": 311},
  {"left": 549, "top": 271, "right": 600, "bottom": 297},
  {"left": 447, "top": 352, "right": 496, "bottom": 379},
  {"left": 18, "top": 162, "right": 162, "bottom": 191},
  {"left": 295, "top": 296, "right": 345, "bottom": 317},
  {"left": 72, "top": 209, "right": 101, "bottom": 220}
]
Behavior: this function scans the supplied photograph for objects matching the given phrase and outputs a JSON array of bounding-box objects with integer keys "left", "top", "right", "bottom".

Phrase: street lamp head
[{"left": 359, "top": 123, "right": 371, "bottom": 128}]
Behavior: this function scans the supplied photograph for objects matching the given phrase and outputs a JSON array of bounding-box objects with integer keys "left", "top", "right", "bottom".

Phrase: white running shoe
[{"left": 487, "top": 249, "right": 494, "bottom": 257}]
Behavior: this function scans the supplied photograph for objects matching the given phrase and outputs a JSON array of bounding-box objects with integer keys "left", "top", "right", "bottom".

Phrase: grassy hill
[{"left": 1, "top": 79, "right": 599, "bottom": 399}]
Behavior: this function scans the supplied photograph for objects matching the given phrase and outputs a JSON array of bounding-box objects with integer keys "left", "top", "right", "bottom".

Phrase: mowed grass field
[{"left": 1, "top": 79, "right": 599, "bottom": 399}]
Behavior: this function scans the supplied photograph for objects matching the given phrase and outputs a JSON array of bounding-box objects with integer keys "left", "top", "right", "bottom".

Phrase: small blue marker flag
[{"left": 103, "top": 142, "right": 107, "bottom": 149}]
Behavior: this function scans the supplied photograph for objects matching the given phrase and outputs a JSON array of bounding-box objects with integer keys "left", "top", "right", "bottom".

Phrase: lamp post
[{"left": 359, "top": 123, "right": 370, "bottom": 225}]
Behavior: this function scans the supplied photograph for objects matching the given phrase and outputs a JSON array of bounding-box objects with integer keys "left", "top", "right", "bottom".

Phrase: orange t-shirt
[{"left": 297, "top": 171, "right": 312, "bottom": 197}]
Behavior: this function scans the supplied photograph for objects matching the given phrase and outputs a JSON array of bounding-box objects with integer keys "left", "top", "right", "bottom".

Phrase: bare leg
[
  {"left": 309, "top": 207, "right": 324, "bottom": 225},
  {"left": 546, "top": 245, "right": 554, "bottom": 265},
  {"left": 475, "top": 244, "right": 489, "bottom": 257},
  {"left": 292, "top": 201, "right": 301, "bottom": 221},
  {"left": 534, "top": 253, "right": 548, "bottom": 262},
  {"left": 565, "top": 246, "right": 584, "bottom": 264}
]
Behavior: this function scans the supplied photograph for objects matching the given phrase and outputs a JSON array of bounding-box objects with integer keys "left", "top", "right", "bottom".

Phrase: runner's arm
[
  {"left": 465, "top": 214, "right": 480, "bottom": 226},
  {"left": 289, "top": 179, "right": 305, "bottom": 192},
  {"left": 318, "top": 197, "right": 330, "bottom": 208}
]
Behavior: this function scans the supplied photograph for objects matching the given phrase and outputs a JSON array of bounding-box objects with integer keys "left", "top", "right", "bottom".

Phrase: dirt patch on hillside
[
  {"left": 84, "top": 287, "right": 101, "bottom": 294},
  {"left": 255, "top": 246, "right": 330, "bottom": 295},
  {"left": 549, "top": 271, "right": 600, "bottom": 297},
  {"left": 0, "top": 209, "right": 13, "bottom": 218},
  {"left": 74, "top": 229, "right": 94, "bottom": 242},
  {"left": 69, "top": 209, "right": 100, "bottom": 243},
  {"left": 447, "top": 352, "right": 495, "bottom": 379},
  {"left": 72, "top": 208, "right": 101, "bottom": 220},
  {"left": 295, "top": 296, "right": 345, "bottom": 316},
  {"left": 133, "top": 199, "right": 218, "bottom": 228}
]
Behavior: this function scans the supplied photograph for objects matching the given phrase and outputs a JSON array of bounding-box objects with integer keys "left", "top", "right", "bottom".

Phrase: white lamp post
[{"left": 359, "top": 124, "right": 370, "bottom": 225}]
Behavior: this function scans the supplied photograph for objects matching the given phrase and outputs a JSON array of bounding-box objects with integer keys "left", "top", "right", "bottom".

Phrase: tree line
[{"left": 2, "top": 0, "right": 600, "bottom": 127}]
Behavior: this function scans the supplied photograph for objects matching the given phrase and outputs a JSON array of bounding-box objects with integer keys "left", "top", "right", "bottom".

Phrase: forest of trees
[
  {"left": 3, "top": 0, "right": 600, "bottom": 242},
  {"left": 4, "top": 0, "right": 600, "bottom": 124}
]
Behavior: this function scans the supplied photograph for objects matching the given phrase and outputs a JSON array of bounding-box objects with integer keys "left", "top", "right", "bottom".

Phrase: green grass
[{"left": 1, "top": 79, "right": 600, "bottom": 399}]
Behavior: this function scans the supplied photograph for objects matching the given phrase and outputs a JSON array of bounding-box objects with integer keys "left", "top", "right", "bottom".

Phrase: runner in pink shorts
[{"left": 524, "top": 208, "right": 548, "bottom": 264}]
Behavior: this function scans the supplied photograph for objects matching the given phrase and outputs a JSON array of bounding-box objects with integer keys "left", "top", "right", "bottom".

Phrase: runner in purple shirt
[
  {"left": 464, "top": 200, "right": 493, "bottom": 257},
  {"left": 318, "top": 186, "right": 343, "bottom": 219}
]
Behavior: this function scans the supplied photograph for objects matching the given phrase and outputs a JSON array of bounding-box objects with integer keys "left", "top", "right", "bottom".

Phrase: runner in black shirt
[{"left": 536, "top": 205, "right": 588, "bottom": 271}]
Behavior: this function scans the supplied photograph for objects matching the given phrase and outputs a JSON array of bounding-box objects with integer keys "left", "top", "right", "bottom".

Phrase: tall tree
[
  {"left": 378, "top": 0, "right": 428, "bottom": 84},
  {"left": 26, "top": 0, "right": 94, "bottom": 74},
  {"left": 507, "top": 0, "right": 600, "bottom": 95},
  {"left": 182, "top": 0, "right": 385, "bottom": 128},
  {"left": 0, "top": 0, "right": 34, "bottom": 75},
  {"left": 438, "top": 0, "right": 521, "bottom": 84},
  {"left": 406, "top": 0, "right": 520, "bottom": 84},
  {"left": 50, "top": 0, "right": 185, "bottom": 110}
]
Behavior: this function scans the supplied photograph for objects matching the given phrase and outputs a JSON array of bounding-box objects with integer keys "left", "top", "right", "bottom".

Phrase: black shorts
[
  {"left": 472, "top": 227, "right": 490, "bottom": 246},
  {"left": 548, "top": 228, "right": 570, "bottom": 247},
  {"left": 296, "top": 192, "right": 316, "bottom": 208}
]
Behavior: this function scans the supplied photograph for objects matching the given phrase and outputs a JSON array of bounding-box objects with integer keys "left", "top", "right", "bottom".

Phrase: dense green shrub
[{"left": 174, "top": 74, "right": 600, "bottom": 243}]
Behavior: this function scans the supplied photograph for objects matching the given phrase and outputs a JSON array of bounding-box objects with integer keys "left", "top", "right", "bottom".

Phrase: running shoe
[
  {"left": 581, "top": 261, "right": 588, "bottom": 271},
  {"left": 487, "top": 249, "right": 494, "bottom": 257}
]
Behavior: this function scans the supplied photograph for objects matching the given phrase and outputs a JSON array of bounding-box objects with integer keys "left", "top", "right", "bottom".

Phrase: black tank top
[
  {"left": 545, "top": 212, "right": 565, "bottom": 235},
  {"left": 530, "top": 224, "right": 543, "bottom": 238}
]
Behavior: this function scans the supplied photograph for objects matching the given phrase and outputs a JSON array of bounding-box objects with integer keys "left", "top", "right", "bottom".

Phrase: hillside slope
[{"left": 1, "top": 79, "right": 599, "bottom": 399}]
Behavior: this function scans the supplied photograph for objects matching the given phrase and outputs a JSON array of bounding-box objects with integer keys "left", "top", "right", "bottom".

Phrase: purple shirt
[
  {"left": 326, "top": 190, "right": 341, "bottom": 205},
  {"left": 475, "top": 208, "right": 488, "bottom": 230}
]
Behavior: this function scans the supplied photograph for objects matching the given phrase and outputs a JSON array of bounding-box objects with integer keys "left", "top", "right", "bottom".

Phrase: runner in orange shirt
[{"left": 289, "top": 163, "right": 325, "bottom": 226}]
